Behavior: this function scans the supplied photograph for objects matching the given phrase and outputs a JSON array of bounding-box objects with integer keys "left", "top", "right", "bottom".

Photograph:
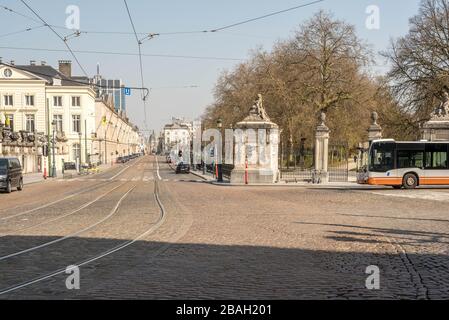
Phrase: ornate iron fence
[{"left": 328, "top": 142, "right": 349, "bottom": 182}]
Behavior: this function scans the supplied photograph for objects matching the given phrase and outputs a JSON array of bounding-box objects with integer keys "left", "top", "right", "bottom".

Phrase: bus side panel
[
  {"left": 421, "top": 170, "right": 449, "bottom": 185},
  {"left": 368, "top": 170, "right": 402, "bottom": 186}
]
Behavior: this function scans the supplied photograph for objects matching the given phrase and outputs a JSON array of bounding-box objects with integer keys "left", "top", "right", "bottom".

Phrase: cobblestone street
[{"left": 0, "top": 156, "right": 448, "bottom": 299}]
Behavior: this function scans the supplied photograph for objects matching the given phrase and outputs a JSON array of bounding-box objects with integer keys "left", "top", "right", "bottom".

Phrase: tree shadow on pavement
[{"left": 0, "top": 234, "right": 448, "bottom": 300}]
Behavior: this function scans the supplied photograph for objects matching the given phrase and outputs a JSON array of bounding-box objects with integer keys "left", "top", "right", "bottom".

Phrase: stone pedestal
[
  {"left": 314, "top": 113, "right": 330, "bottom": 183},
  {"left": 230, "top": 95, "right": 279, "bottom": 184},
  {"left": 368, "top": 112, "right": 382, "bottom": 143},
  {"left": 422, "top": 119, "right": 449, "bottom": 141}
]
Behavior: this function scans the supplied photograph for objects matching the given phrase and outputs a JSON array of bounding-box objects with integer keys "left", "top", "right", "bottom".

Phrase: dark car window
[{"left": 0, "top": 159, "right": 7, "bottom": 175}]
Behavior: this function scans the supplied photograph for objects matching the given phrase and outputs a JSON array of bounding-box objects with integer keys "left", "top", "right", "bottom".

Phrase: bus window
[
  {"left": 369, "top": 143, "right": 394, "bottom": 172},
  {"left": 397, "top": 150, "right": 424, "bottom": 169},
  {"left": 425, "top": 144, "right": 448, "bottom": 169}
]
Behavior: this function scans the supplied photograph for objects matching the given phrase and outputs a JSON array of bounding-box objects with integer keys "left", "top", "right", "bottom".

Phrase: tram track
[
  {"left": 0, "top": 183, "right": 137, "bottom": 262},
  {"left": 0, "top": 181, "right": 128, "bottom": 238},
  {"left": 0, "top": 156, "right": 168, "bottom": 296},
  {"left": 0, "top": 158, "right": 144, "bottom": 222}
]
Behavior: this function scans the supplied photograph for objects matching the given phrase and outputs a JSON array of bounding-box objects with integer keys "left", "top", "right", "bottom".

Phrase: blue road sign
[{"left": 124, "top": 87, "right": 131, "bottom": 96}]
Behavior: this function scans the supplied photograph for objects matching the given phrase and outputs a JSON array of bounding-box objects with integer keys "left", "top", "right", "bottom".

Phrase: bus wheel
[{"left": 403, "top": 173, "right": 418, "bottom": 189}]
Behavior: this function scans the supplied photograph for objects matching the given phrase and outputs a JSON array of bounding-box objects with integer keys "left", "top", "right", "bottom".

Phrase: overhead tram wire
[
  {"left": 0, "top": 4, "right": 41, "bottom": 23},
  {"left": 123, "top": 0, "right": 149, "bottom": 131},
  {"left": 0, "top": 24, "right": 46, "bottom": 38},
  {"left": 3, "top": 0, "right": 324, "bottom": 40},
  {"left": 19, "top": 0, "right": 89, "bottom": 78},
  {"left": 209, "top": 0, "right": 325, "bottom": 32},
  {"left": 74, "top": 0, "right": 325, "bottom": 38},
  {"left": 0, "top": 46, "right": 243, "bottom": 61}
]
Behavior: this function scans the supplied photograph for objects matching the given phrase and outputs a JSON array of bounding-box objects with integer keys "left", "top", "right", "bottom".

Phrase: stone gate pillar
[
  {"left": 230, "top": 94, "right": 279, "bottom": 184},
  {"left": 368, "top": 111, "right": 382, "bottom": 144},
  {"left": 315, "top": 112, "right": 330, "bottom": 183}
]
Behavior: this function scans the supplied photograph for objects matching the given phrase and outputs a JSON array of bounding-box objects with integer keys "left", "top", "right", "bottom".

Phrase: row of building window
[
  {"left": 3, "top": 114, "right": 82, "bottom": 133},
  {"left": 2, "top": 95, "right": 82, "bottom": 107},
  {"left": 3, "top": 114, "right": 35, "bottom": 132}
]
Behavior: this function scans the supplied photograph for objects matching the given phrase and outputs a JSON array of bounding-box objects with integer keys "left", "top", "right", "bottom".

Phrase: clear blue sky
[{"left": 0, "top": 0, "right": 421, "bottom": 134}]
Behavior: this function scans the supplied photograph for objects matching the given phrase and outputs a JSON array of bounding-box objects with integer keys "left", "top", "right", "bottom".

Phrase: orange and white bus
[{"left": 360, "top": 139, "right": 449, "bottom": 189}]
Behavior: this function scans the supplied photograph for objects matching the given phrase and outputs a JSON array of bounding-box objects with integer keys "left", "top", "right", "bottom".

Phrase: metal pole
[
  {"left": 46, "top": 98, "right": 51, "bottom": 177},
  {"left": 104, "top": 132, "right": 107, "bottom": 164},
  {"left": 79, "top": 132, "right": 82, "bottom": 168},
  {"left": 52, "top": 126, "right": 56, "bottom": 177},
  {"left": 85, "top": 119, "right": 88, "bottom": 165}
]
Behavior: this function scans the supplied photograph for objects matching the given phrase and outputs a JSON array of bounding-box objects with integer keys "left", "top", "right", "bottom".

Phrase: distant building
[
  {"left": 93, "top": 97, "right": 141, "bottom": 165},
  {"left": 148, "top": 130, "right": 158, "bottom": 154},
  {"left": 92, "top": 64, "right": 126, "bottom": 114},
  {"left": 163, "top": 118, "right": 192, "bottom": 154}
]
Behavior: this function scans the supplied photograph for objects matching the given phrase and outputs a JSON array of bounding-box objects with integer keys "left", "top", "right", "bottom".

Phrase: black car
[
  {"left": 63, "top": 162, "right": 77, "bottom": 170},
  {"left": 0, "top": 157, "right": 24, "bottom": 193},
  {"left": 175, "top": 162, "right": 190, "bottom": 174}
]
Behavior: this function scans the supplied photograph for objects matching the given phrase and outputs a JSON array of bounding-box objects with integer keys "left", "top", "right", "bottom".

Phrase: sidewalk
[
  {"left": 189, "top": 169, "right": 216, "bottom": 182},
  {"left": 22, "top": 162, "right": 117, "bottom": 185},
  {"left": 23, "top": 171, "right": 62, "bottom": 185},
  {"left": 189, "top": 169, "right": 382, "bottom": 189}
]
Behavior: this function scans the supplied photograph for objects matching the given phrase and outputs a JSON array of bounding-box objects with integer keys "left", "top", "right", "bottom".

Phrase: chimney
[
  {"left": 30, "top": 60, "right": 36, "bottom": 65},
  {"left": 41, "top": 61, "right": 46, "bottom": 66},
  {"left": 58, "top": 60, "right": 72, "bottom": 77}
]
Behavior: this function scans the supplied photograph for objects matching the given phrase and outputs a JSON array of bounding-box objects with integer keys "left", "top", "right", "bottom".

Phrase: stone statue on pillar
[
  {"left": 422, "top": 89, "right": 449, "bottom": 141},
  {"left": 253, "top": 94, "right": 271, "bottom": 121},
  {"left": 230, "top": 94, "right": 279, "bottom": 184},
  {"left": 432, "top": 90, "right": 449, "bottom": 119}
]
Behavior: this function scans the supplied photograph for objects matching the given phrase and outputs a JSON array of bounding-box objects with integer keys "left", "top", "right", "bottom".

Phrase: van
[{"left": 0, "top": 158, "right": 24, "bottom": 193}]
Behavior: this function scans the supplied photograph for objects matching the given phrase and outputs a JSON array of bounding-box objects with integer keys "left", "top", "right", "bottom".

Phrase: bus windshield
[{"left": 369, "top": 142, "right": 395, "bottom": 172}]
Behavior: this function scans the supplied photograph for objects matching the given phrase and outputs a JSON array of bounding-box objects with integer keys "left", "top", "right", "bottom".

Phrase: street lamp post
[
  {"left": 51, "top": 120, "right": 57, "bottom": 178},
  {"left": 78, "top": 131, "right": 82, "bottom": 172},
  {"left": 104, "top": 131, "right": 107, "bottom": 165},
  {"left": 202, "top": 125, "right": 206, "bottom": 175},
  {"left": 85, "top": 119, "right": 88, "bottom": 165},
  {"left": 216, "top": 118, "right": 223, "bottom": 182}
]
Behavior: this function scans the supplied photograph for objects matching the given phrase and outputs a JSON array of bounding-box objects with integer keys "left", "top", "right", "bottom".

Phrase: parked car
[
  {"left": 116, "top": 156, "right": 125, "bottom": 164},
  {"left": 63, "top": 162, "right": 77, "bottom": 171},
  {"left": 0, "top": 157, "right": 24, "bottom": 193},
  {"left": 176, "top": 162, "right": 190, "bottom": 174}
]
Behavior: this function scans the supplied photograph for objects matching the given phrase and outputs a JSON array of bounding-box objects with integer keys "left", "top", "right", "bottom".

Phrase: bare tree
[
  {"left": 203, "top": 10, "right": 409, "bottom": 159},
  {"left": 384, "top": 0, "right": 449, "bottom": 121}
]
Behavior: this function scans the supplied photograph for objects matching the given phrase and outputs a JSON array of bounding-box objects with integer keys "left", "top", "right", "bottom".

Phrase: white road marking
[
  {"left": 155, "top": 156, "right": 162, "bottom": 181},
  {"left": 371, "top": 190, "right": 449, "bottom": 202}
]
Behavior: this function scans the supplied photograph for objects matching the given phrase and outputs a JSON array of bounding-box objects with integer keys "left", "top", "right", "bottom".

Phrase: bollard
[{"left": 245, "top": 158, "right": 248, "bottom": 185}]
